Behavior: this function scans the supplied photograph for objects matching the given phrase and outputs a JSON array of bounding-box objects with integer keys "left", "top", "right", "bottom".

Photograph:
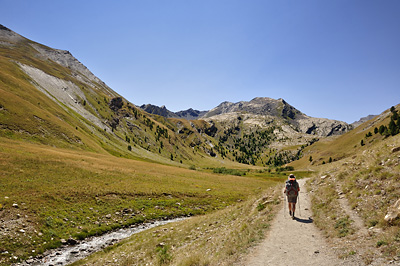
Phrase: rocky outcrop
[
  {"left": 139, "top": 104, "right": 206, "bottom": 120},
  {"left": 140, "top": 104, "right": 179, "bottom": 118},
  {"left": 0, "top": 24, "right": 25, "bottom": 43},
  {"left": 351, "top": 115, "right": 377, "bottom": 128},
  {"left": 175, "top": 108, "right": 207, "bottom": 120},
  {"left": 203, "top": 97, "right": 301, "bottom": 119},
  {"left": 140, "top": 97, "right": 351, "bottom": 137},
  {"left": 384, "top": 199, "right": 400, "bottom": 222},
  {"left": 30, "top": 43, "right": 116, "bottom": 96},
  {"left": 204, "top": 97, "right": 352, "bottom": 137},
  {"left": 295, "top": 117, "right": 352, "bottom": 136},
  {"left": 110, "top": 97, "right": 124, "bottom": 111}
]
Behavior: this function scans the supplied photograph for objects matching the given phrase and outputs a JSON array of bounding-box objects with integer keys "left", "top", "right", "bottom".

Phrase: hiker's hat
[{"left": 288, "top": 174, "right": 296, "bottom": 181}]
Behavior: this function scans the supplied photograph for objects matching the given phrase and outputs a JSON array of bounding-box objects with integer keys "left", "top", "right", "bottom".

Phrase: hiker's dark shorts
[{"left": 287, "top": 195, "right": 297, "bottom": 203}]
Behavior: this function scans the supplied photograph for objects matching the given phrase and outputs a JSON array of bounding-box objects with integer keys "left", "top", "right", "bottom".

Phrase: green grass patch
[
  {"left": 0, "top": 138, "right": 280, "bottom": 265},
  {"left": 334, "top": 216, "right": 354, "bottom": 237},
  {"left": 212, "top": 167, "right": 247, "bottom": 176}
]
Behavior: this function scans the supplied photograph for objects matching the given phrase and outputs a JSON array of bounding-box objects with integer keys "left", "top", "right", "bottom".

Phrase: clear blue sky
[{"left": 2, "top": 0, "right": 400, "bottom": 123}]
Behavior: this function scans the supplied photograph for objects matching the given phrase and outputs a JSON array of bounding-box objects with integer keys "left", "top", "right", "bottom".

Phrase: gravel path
[{"left": 239, "top": 179, "right": 351, "bottom": 266}]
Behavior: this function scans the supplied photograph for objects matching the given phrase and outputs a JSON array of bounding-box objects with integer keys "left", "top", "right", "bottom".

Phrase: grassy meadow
[
  {"left": 0, "top": 137, "right": 287, "bottom": 265},
  {"left": 72, "top": 186, "right": 282, "bottom": 266}
]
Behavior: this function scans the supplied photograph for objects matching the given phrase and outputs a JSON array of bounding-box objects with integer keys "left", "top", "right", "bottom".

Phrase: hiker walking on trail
[{"left": 284, "top": 174, "right": 300, "bottom": 219}]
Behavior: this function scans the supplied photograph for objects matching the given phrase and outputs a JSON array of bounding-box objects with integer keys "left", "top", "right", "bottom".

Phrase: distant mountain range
[
  {"left": 140, "top": 104, "right": 207, "bottom": 120},
  {"left": 140, "top": 97, "right": 353, "bottom": 137},
  {"left": 0, "top": 23, "right": 376, "bottom": 169},
  {"left": 351, "top": 114, "right": 378, "bottom": 128}
]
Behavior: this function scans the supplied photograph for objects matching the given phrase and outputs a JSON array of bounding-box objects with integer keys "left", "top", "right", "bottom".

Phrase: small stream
[{"left": 18, "top": 218, "right": 186, "bottom": 266}]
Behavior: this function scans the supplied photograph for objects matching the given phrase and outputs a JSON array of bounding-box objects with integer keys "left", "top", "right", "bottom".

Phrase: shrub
[
  {"left": 213, "top": 167, "right": 246, "bottom": 176},
  {"left": 156, "top": 244, "right": 172, "bottom": 265},
  {"left": 334, "top": 216, "right": 353, "bottom": 237},
  {"left": 257, "top": 203, "right": 266, "bottom": 211},
  {"left": 377, "top": 240, "right": 388, "bottom": 247}
]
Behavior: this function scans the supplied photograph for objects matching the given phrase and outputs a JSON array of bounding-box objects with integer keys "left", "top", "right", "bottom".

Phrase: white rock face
[
  {"left": 30, "top": 44, "right": 114, "bottom": 95},
  {"left": 18, "top": 64, "right": 107, "bottom": 130}
]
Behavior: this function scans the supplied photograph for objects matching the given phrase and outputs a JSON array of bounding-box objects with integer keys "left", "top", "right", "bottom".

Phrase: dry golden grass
[
  {"left": 0, "top": 137, "right": 281, "bottom": 265},
  {"left": 307, "top": 131, "right": 400, "bottom": 263},
  {"left": 72, "top": 184, "right": 282, "bottom": 266}
]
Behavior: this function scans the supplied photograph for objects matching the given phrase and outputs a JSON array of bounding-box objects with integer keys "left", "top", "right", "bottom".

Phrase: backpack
[{"left": 285, "top": 180, "right": 298, "bottom": 196}]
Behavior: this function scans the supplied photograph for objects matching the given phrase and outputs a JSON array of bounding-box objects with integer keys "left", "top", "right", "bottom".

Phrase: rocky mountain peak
[
  {"left": 204, "top": 97, "right": 303, "bottom": 119},
  {"left": 0, "top": 24, "right": 11, "bottom": 32},
  {"left": 140, "top": 104, "right": 178, "bottom": 118},
  {"left": 0, "top": 24, "right": 25, "bottom": 43}
]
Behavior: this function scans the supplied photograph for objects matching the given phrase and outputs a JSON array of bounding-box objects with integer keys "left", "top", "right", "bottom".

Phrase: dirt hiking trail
[{"left": 238, "top": 178, "right": 357, "bottom": 266}]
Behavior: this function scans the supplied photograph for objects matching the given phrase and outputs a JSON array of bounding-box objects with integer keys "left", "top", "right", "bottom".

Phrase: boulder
[
  {"left": 384, "top": 199, "right": 400, "bottom": 222},
  {"left": 392, "top": 147, "right": 400, "bottom": 153},
  {"left": 67, "top": 237, "right": 78, "bottom": 245}
]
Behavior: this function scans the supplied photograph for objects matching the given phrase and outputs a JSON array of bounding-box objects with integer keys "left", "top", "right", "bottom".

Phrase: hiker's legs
[{"left": 292, "top": 203, "right": 296, "bottom": 213}]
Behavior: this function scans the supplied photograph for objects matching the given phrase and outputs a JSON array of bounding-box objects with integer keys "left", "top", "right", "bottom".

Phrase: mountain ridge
[
  {"left": 141, "top": 97, "right": 352, "bottom": 137},
  {"left": 0, "top": 23, "right": 350, "bottom": 170},
  {"left": 2, "top": 24, "right": 400, "bottom": 266}
]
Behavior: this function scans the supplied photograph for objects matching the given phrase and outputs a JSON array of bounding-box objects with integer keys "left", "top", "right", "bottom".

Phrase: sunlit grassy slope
[
  {"left": 290, "top": 106, "right": 397, "bottom": 170},
  {"left": 291, "top": 105, "right": 400, "bottom": 263},
  {"left": 0, "top": 28, "right": 243, "bottom": 168},
  {"left": 0, "top": 137, "right": 283, "bottom": 265},
  {"left": 0, "top": 26, "right": 280, "bottom": 265}
]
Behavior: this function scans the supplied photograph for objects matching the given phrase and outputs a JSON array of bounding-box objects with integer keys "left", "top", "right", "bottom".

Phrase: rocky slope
[
  {"left": 140, "top": 104, "right": 207, "bottom": 120},
  {"left": 0, "top": 24, "right": 222, "bottom": 166},
  {"left": 351, "top": 114, "right": 377, "bottom": 128},
  {"left": 141, "top": 97, "right": 352, "bottom": 137},
  {"left": 204, "top": 97, "right": 352, "bottom": 137},
  {"left": 0, "top": 24, "right": 351, "bottom": 168}
]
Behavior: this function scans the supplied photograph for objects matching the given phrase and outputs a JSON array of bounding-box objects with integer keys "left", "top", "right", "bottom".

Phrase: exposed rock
[
  {"left": 175, "top": 108, "right": 207, "bottom": 120},
  {"left": 384, "top": 199, "right": 400, "bottom": 222},
  {"left": 139, "top": 104, "right": 207, "bottom": 120},
  {"left": 67, "top": 238, "right": 78, "bottom": 245},
  {"left": 107, "top": 117, "right": 120, "bottom": 130},
  {"left": 392, "top": 147, "right": 400, "bottom": 153},
  {"left": 140, "top": 104, "right": 178, "bottom": 118},
  {"left": 351, "top": 114, "right": 377, "bottom": 128},
  {"left": 203, "top": 97, "right": 351, "bottom": 137},
  {"left": 0, "top": 24, "right": 25, "bottom": 43},
  {"left": 204, "top": 97, "right": 297, "bottom": 118},
  {"left": 109, "top": 97, "right": 124, "bottom": 111}
]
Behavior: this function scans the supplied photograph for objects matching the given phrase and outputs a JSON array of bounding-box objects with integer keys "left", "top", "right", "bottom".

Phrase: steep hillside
[
  {"left": 290, "top": 104, "right": 400, "bottom": 170},
  {"left": 0, "top": 23, "right": 352, "bottom": 169},
  {"left": 0, "top": 25, "right": 276, "bottom": 265},
  {"left": 2, "top": 23, "right": 400, "bottom": 265},
  {"left": 0, "top": 24, "right": 229, "bottom": 167},
  {"left": 139, "top": 97, "right": 352, "bottom": 167},
  {"left": 199, "top": 97, "right": 351, "bottom": 166},
  {"left": 297, "top": 104, "right": 400, "bottom": 264}
]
